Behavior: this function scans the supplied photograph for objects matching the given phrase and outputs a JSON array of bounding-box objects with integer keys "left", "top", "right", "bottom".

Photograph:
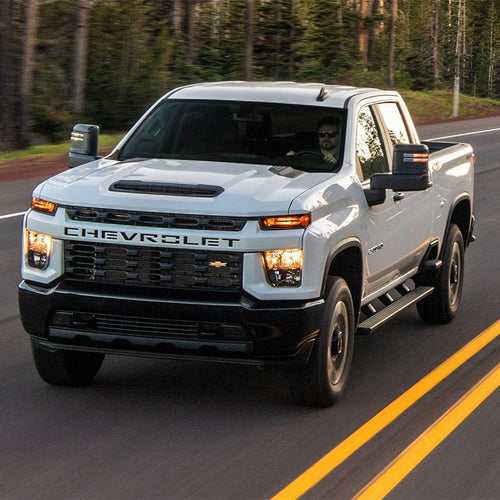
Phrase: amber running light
[
  {"left": 260, "top": 214, "right": 311, "bottom": 230},
  {"left": 31, "top": 198, "right": 58, "bottom": 215}
]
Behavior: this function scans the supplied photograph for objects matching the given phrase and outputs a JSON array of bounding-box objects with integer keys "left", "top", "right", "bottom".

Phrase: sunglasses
[{"left": 318, "top": 131, "right": 338, "bottom": 138}]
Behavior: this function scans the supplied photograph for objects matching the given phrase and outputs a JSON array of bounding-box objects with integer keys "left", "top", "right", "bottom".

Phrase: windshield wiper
[{"left": 119, "top": 157, "right": 152, "bottom": 163}]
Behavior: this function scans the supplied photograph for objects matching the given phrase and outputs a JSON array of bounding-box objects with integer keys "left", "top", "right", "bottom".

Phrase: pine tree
[
  {"left": 253, "top": 0, "right": 297, "bottom": 80},
  {"left": 0, "top": 0, "right": 17, "bottom": 149},
  {"left": 294, "top": 0, "right": 361, "bottom": 83},
  {"left": 20, "top": 0, "right": 40, "bottom": 147}
]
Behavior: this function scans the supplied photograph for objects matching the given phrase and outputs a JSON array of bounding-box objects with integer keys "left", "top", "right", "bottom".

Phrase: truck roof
[{"left": 166, "top": 81, "right": 401, "bottom": 108}]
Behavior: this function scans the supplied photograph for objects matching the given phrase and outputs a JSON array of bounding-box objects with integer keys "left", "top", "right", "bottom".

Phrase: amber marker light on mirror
[
  {"left": 260, "top": 214, "right": 311, "bottom": 230},
  {"left": 31, "top": 197, "right": 58, "bottom": 215},
  {"left": 403, "top": 152, "right": 429, "bottom": 163}
]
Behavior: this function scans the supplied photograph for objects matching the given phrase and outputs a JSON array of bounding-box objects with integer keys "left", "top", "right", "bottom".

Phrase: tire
[
  {"left": 417, "top": 223, "right": 465, "bottom": 324},
  {"left": 287, "top": 276, "right": 355, "bottom": 407},
  {"left": 31, "top": 339, "right": 104, "bottom": 386}
]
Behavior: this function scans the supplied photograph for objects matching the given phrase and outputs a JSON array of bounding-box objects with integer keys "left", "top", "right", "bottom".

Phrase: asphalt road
[{"left": 0, "top": 117, "right": 499, "bottom": 499}]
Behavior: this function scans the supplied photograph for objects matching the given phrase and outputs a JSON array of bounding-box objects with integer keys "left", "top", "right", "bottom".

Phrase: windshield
[{"left": 118, "top": 100, "right": 346, "bottom": 172}]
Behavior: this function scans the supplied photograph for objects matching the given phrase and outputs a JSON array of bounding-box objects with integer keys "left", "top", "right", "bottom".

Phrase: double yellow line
[
  {"left": 272, "top": 319, "right": 500, "bottom": 500},
  {"left": 355, "top": 362, "right": 500, "bottom": 498}
]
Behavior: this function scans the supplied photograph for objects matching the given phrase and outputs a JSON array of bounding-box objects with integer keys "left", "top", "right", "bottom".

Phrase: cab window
[
  {"left": 376, "top": 102, "right": 411, "bottom": 145},
  {"left": 356, "top": 106, "right": 389, "bottom": 182}
]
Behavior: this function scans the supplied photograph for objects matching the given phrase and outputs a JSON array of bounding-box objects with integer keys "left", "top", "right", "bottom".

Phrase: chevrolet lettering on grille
[{"left": 63, "top": 227, "right": 240, "bottom": 248}]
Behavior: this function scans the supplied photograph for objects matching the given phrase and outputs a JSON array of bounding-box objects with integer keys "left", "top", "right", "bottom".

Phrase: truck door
[
  {"left": 375, "top": 102, "right": 433, "bottom": 272},
  {"left": 356, "top": 104, "right": 431, "bottom": 296}
]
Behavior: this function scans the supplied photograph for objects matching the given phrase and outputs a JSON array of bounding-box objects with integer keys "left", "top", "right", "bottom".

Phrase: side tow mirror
[
  {"left": 68, "top": 124, "right": 100, "bottom": 168},
  {"left": 370, "top": 143, "right": 431, "bottom": 192}
]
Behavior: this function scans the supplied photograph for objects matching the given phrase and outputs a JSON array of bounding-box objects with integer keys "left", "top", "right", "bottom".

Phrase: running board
[{"left": 357, "top": 286, "right": 434, "bottom": 335}]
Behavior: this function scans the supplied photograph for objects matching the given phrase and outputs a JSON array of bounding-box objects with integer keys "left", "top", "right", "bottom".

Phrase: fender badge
[
  {"left": 209, "top": 261, "right": 227, "bottom": 268},
  {"left": 368, "top": 243, "right": 384, "bottom": 255}
]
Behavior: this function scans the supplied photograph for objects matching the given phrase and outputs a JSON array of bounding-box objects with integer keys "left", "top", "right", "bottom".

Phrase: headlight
[
  {"left": 26, "top": 230, "right": 53, "bottom": 270},
  {"left": 263, "top": 248, "right": 303, "bottom": 287}
]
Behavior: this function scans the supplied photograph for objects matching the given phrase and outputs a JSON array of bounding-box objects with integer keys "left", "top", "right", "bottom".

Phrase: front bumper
[{"left": 19, "top": 280, "right": 324, "bottom": 368}]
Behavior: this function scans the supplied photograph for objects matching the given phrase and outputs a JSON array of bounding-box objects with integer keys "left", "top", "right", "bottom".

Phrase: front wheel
[
  {"left": 417, "top": 223, "right": 465, "bottom": 323},
  {"left": 287, "top": 276, "right": 355, "bottom": 407},
  {"left": 31, "top": 339, "right": 105, "bottom": 386}
]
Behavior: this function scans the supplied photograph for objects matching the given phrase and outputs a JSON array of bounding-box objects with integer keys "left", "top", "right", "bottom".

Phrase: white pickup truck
[{"left": 19, "top": 82, "right": 475, "bottom": 406}]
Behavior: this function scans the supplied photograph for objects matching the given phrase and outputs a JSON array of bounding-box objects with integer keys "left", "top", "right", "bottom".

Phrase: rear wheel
[
  {"left": 417, "top": 223, "right": 464, "bottom": 323},
  {"left": 287, "top": 276, "right": 355, "bottom": 407},
  {"left": 31, "top": 339, "right": 104, "bottom": 386}
]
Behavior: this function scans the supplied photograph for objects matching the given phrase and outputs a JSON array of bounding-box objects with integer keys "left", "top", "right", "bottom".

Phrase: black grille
[
  {"left": 64, "top": 206, "right": 248, "bottom": 232},
  {"left": 50, "top": 311, "right": 248, "bottom": 341},
  {"left": 64, "top": 242, "right": 242, "bottom": 291},
  {"left": 94, "top": 314, "right": 199, "bottom": 337},
  {"left": 109, "top": 180, "right": 223, "bottom": 197},
  {"left": 54, "top": 312, "right": 199, "bottom": 338}
]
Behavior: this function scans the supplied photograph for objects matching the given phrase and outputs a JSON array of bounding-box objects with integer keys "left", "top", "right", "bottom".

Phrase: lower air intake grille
[
  {"left": 64, "top": 242, "right": 242, "bottom": 291},
  {"left": 53, "top": 312, "right": 199, "bottom": 338},
  {"left": 93, "top": 314, "right": 199, "bottom": 337},
  {"left": 50, "top": 311, "right": 249, "bottom": 341}
]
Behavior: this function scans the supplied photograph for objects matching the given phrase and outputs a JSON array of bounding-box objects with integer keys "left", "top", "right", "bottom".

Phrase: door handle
[{"left": 393, "top": 192, "right": 405, "bottom": 202}]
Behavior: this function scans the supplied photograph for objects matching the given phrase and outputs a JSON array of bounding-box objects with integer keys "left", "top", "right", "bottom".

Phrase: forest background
[{"left": 1, "top": 0, "right": 500, "bottom": 152}]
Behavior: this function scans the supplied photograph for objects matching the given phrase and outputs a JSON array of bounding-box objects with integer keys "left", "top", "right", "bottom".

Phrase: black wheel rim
[
  {"left": 448, "top": 241, "right": 462, "bottom": 307},
  {"left": 328, "top": 301, "right": 348, "bottom": 385}
]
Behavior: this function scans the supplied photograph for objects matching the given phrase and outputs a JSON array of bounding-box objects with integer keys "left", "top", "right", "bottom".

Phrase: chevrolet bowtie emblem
[{"left": 209, "top": 261, "right": 227, "bottom": 268}]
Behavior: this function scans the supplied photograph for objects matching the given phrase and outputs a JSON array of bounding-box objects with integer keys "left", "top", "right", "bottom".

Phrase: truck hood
[{"left": 37, "top": 158, "right": 333, "bottom": 216}]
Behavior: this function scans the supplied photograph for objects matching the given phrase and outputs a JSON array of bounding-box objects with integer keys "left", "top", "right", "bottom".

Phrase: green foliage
[
  {"left": 4, "top": 0, "right": 500, "bottom": 149},
  {"left": 32, "top": 0, "right": 74, "bottom": 140},
  {"left": 85, "top": 0, "right": 165, "bottom": 129},
  {"left": 253, "top": 0, "right": 297, "bottom": 80},
  {"left": 214, "top": 0, "right": 247, "bottom": 80},
  {"left": 294, "top": 0, "right": 361, "bottom": 82},
  {"left": 467, "top": 0, "right": 500, "bottom": 98}
]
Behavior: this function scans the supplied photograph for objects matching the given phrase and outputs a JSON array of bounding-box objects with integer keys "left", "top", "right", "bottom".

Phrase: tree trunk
[
  {"left": 453, "top": 0, "right": 466, "bottom": 117},
  {"left": 172, "top": 0, "right": 182, "bottom": 39},
  {"left": 357, "top": 0, "right": 371, "bottom": 65},
  {"left": 387, "top": 0, "right": 397, "bottom": 87},
  {"left": 275, "top": 0, "right": 282, "bottom": 79},
  {"left": 19, "top": 0, "right": 40, "bottom": 148},
  {"left": 289, "top": 0, "right": 297, "bottom": 73},
  {"left": 488, "top": 2, "right": 495, "bottom": 93},
  {"left": 431, "top": 0, "right": 440, "bottom": 88},
  {"left": 245, "top": 0, "right": 254, "bottom": 80},
  {"left": 187, "top": 0, "right": 196, "bottom": 65},
  {"left": 367, "top": 0, "right": 384, "bottom": 65},
  {"left": 72, "top": 0, "right": 92, "bottom": 115},
  {"left": 0, "top": 0, "right": 17, "bottom": 149}
]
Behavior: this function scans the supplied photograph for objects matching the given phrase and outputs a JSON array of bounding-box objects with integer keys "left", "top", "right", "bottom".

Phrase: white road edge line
[
  {"left": 426, "top": 126, "right": 500, "bottom": 141},
  {"left": 0, "top": 211, "right": 26, "bottom": 220}
]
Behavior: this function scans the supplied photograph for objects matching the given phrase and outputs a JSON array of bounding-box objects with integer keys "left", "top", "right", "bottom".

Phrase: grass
[
  {"left": 0, "top": 133, "right": 124, "bottom": 160},
  {"left": 400, "top": 90, "right": 500, "bottom": 125},
  {"left": 2, "top": 90, "right": 500, "bottom": 159}
]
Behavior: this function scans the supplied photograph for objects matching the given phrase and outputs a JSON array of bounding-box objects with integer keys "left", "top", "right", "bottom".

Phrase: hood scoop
[{"left": 109, "top": 180, "right": 224, "bottom": 197}]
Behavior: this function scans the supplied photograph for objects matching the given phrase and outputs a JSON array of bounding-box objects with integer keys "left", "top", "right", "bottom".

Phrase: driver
[
  {"left": 287, "top": 116, "right": 340, "bottom": 164},
  {"left": 316, "top": 116, "right": 339, "bottom": 164}
]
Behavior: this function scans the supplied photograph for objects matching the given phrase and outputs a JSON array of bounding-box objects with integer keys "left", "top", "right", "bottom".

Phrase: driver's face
[{"left": 318, "top": 126, "right": 338, "bottom": 152}]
